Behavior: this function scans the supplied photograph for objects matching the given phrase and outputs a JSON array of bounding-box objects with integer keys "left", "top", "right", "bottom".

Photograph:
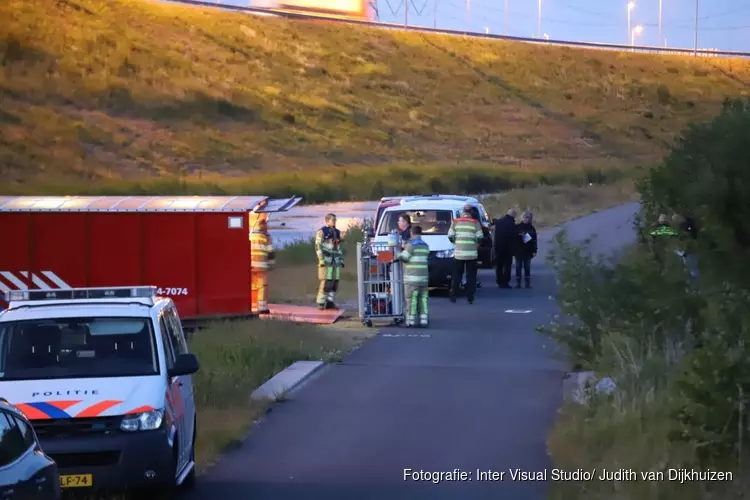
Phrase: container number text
[{"left": 157, "top": 288, "right": 189, "bottom": 296}]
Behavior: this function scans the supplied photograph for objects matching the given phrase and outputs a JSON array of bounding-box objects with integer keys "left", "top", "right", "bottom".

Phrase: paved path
[{"left": 185, "top": 202, "right": 640, "bottom": 500}]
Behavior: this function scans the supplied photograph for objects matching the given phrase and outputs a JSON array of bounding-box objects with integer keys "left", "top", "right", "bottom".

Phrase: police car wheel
[{"left": 145, "top": 439, "right": 181, "bottom": 499}]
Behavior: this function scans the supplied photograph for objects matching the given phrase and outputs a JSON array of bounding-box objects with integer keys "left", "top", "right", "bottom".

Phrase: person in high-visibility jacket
[
  {"left": 250, "top": 214, "right": 275, "bottom": 315},
  {"left": 649, "top": 213, "right": 680, "bottom": 265},
  {"left": 395, "top": 225, "right": 430, "bottom": 327},
  {"left": 315, "top": 213, "right": 344, "bottom": 310},
  {"left": 448, "top": 205, "right": 485, "bottom": 304}
]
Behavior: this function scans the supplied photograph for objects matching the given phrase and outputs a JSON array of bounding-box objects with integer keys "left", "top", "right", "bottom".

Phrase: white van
[
  {"left": 0, "top": 286, "right": 199, "bottom": 495},
  {"left": 373, "top": 195, "right": 494, "bottom": 287}
]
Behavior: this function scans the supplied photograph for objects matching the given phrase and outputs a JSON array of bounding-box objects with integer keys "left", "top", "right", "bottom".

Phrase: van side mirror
[
  {"left": 168, "top": 353, "right": 200, "bottom": 378},
  {"left": 366, "top": 228, "right": 375, "bottom": 238}
]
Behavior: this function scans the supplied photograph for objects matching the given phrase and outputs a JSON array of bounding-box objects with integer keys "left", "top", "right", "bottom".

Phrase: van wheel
[
  {"left": 142, "top": 448, "right": 178, "bottom": 500},
  {"left": 181, "top": 420, "right": 197, "bottom": 490}
]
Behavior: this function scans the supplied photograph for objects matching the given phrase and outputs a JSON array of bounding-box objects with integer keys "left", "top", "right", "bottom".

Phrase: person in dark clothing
[
  {"left": 467, "top": 205, "right": 486, "bottom": 287},
  {"left": 649, "top": 213, "right": 680, "bottom": 264},
  {"left": 469, "top": 206, "right": 481, "bottom": 222},
  {"left": 397, "top": 214, "right": 412, "bottom": 248},
  {"left": 675, "top": 214, "right": 698, "bottom": 240},
  {"left": 672, "top": 213, "right": 699, "bottom": 279},
  {"left": 493, "top": 208, "right": 517, "bottom": 288},
  {"left": 514, "top": 211, "right": 538, "bottom": 288}
]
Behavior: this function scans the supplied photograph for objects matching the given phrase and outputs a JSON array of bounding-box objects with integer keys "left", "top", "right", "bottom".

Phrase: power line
[
  {"left": 699, "top": 3, "right": 750, "bottom": 20},
  {"left": 379, "top": 0, "right": 750, "bottom": 34}
]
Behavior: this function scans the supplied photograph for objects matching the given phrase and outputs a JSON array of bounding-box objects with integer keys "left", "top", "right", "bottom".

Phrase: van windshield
[
  {"left": 378, "top": 209, "right": 454, "bottom": 236},
  {"left": 0, "top": 317, "right": 159, "bottom": 381}
]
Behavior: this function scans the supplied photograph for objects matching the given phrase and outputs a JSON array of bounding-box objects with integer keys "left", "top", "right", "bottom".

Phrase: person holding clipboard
[{"left": 514, "top": 211, "right": 538, "bottom": 289}]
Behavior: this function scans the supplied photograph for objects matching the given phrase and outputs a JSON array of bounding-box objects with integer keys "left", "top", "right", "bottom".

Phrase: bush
[
  {"left": 542, "top": 232, "right": 699, "bottom": 371},
  {"left": 641, "top": 97, "right": 750, "bottom": 463},
  {"left": 544, "top": 98, "right": 750, "bottom": 499}
]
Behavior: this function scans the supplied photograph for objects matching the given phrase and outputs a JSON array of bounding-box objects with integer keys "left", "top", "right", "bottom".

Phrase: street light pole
[
  {"left": 627, "top": 2, "right": 635, "bottom": 45},
  {"left": 693, "top": 0, "right": 699, "bottom": 56},
  {"left": 466, "top": 0, "right": 470, "bottom": 32},
  {"left": 504, "top": 0, "right": 508, "bottom": 35},
  {"left": 658, "top": 0, "right": 662, "bottom": 46},
  {"left": 537, "top": 0, "right": 542, "bottom": 38},
  {"left": 631, "top": 24, "right": 643, "bottom": 49}
]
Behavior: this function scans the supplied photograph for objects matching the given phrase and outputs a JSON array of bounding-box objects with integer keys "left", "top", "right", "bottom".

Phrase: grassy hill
[{"left": 2, "top": 0, "right": 750, "bottom": 201}]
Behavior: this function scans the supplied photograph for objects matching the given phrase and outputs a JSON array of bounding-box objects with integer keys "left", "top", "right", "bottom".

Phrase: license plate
[{"left": 60, "top": 474, "right": 93, "bottom": 488}]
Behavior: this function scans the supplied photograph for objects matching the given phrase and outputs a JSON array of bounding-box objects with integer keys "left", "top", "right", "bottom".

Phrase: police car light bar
[{"left": 7, "top": 286, "right": 158, "bottom": 302}]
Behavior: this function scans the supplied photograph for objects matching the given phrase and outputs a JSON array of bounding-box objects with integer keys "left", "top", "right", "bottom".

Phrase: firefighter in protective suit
[
  {"left": 250, "top": 213, "right": 275, "bottom": 315},
  {"left": 315, "top": 213, "right": 344, "bottom": 310},
  {"left": 394, "top": 225, "right": 430, "bottom": 327}
]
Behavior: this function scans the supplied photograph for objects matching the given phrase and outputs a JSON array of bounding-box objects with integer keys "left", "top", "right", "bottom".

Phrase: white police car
[{"left": 0, "top": 286, "right": 200, "bottom": 496}]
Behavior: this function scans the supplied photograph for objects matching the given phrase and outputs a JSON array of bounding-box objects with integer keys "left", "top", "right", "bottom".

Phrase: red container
[{"left": 0, "top": 195, "right": 300, "bottom": 320}]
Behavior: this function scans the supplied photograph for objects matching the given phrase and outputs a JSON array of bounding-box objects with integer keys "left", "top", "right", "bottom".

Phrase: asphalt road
[{"left": 185, "top": 202, "right": 640, "bottom": 500}]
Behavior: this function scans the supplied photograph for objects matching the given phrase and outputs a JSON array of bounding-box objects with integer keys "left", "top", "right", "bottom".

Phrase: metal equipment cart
[{"left": 356, "top": 241, "right": 405, "bottom": 327}]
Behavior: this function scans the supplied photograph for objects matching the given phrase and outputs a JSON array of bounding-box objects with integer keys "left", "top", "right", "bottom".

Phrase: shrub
[
  {"left": 544, "top": 98, "right": 750, "bottom": 499},
  {"left": 640, "top": 97, "right": 750, "bottom": 461}
]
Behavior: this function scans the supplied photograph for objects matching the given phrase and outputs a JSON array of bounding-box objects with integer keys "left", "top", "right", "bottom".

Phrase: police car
[
  {"left": 372, "top": 195, "right": 494, "bottom": 287},
  {"left": 0, "top": 286, "right": 200, "bottom": 495}
]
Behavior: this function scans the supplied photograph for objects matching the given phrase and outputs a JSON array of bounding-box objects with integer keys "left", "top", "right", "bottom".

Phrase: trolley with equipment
[{"left": 356, "top": 236, "right": 405, "bottom": 328}]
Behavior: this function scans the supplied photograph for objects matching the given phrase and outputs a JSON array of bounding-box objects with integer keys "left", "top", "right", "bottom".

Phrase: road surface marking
[
  {"left": 504, "top": 309, "right": 532, "bottom": 314},
  {"left": 381, "top": 333, "right": 431, "bottom": 338}
]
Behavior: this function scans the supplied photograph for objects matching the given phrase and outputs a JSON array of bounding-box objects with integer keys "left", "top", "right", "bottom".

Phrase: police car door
[
  {"left": 158, "top": 314, "right": 187, "bottom": 474},
  {"left": 164, "top": 306, "right": 195, "bottom": 468}
]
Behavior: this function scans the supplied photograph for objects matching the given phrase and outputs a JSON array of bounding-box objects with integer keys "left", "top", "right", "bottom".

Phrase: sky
[
  {"left": 375, "top": 0, "right": 750, "bottom": 51},
  {"left": 212, "top": 0, "right": 750, "bottom": 52}
]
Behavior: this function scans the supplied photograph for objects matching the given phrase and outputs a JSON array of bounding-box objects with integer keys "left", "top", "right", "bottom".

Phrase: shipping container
[{"left": 0, "top": 195, "right": 301, "bottom": 321}]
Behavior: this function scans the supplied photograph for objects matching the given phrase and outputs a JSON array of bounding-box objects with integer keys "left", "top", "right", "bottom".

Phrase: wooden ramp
[{"left": 263, "top": 304, "right": 344, "bottom": 325}]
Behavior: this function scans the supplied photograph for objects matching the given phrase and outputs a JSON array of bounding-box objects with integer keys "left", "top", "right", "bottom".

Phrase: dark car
[{"left": 0, "top": 398, "right": 61, "bottom": 500}]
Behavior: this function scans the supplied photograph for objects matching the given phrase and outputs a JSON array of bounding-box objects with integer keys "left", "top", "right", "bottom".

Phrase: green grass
[
  {"left": 3, "top": 0, "right": 750, "bottom": 200},
  {"left": 189, "top": 318, "right": 347, "bottom": 468},
  {"left": 481, "top": 181, "right": 639, "bottom": 228}
]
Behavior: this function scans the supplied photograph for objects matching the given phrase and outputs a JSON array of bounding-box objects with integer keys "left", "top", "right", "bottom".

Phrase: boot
[
  {"left": 525, "top": 277, "right": 531, "bottom": 289},
  {"left": 515, "top": 277, "right": 522, "bottom": 289},
  {"left": 317, "top": 304, "right": 326, "bottom": 310}
]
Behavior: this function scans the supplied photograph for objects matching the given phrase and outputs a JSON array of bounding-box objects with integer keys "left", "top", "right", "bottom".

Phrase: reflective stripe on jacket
[
  {"left": 448, "top": 216, "right": 483, "bottom": 260},
  {"left": 250, "top": 230, "right": 274, "bottom": 269},
  {"left": 315, "top": 227, "right": 343, "bottom": 267},
  {"left": 397, "top": 237, "right": 430, "bottom": 285},
  {"left": 650, "top": 225, "right": 679, "bottom": 237}
]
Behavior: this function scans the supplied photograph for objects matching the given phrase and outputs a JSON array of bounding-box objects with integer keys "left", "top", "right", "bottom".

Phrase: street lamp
[
  {"left": 537, "top": 0, "right": 542, "bottom": 39},
  {"left": 658, "top": 0, "right": 662, "bottom": 46},
  {"left": 631, "top": 23, "right": 644, "bottom": 48},
  {"left": 627, "top": 1, "right": 635, "bottom": 45}
]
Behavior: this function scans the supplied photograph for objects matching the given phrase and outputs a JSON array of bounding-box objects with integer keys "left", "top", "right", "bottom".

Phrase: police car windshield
[
  {"left": 0, "top": 317, "right": 159, "bottom": 381},
  {"left": 378, "top": 209, "right": 453, "bottom": 236}
]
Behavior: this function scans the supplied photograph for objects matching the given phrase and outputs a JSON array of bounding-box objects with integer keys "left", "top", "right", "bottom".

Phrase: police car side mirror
[
  {"left": 169, "top": 353, "right": 200, "bottom": 378},
  {"left": 365, "top": 228, "right": 375, "bottom": 238}
]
